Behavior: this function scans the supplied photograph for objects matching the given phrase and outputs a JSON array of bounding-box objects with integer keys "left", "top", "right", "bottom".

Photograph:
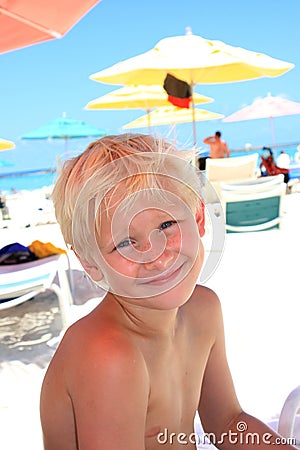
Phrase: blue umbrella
[
  {"left": 0, "top": 159, "right": 14, "bottom": 167},
  {"left": 22, "top": 114, "right": 106, "bottom": 154}
]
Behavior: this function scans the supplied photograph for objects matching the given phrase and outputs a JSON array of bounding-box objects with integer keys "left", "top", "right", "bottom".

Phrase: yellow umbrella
[
  {"left": 90, "top": 29, "right": 294, "bottom": 86},
  {"left": 0, "top": 138, "right": 15, "bottom": 151},
  {"left": 85, "top": 84, "right": 213, "bottom": 110},
  {"left": 85, "top": 84, "right": 213, "bottom": 132},
  {"left": 90, "top": 28, "right": 293, "bottom": 146},
  {"left": 123, "top": 106, "right": 224, "bottom": 129},
  {"left": 123, "top": 106, "right": 223, "bottom": 164}
]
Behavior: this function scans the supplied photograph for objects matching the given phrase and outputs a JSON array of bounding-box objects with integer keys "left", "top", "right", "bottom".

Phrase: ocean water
[
  {"left": 0, "top": 171, "right": 57, "bottom": 194},
  {"left": 0, "top": 144, "right": 299, "bottom": 194}
]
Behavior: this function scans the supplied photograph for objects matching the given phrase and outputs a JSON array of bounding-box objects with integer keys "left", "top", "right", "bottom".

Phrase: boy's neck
[{"left": 109, "top": 293, "right": 180, "bottom": 339}]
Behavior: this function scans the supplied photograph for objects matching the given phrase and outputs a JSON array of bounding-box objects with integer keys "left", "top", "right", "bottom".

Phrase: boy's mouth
[{"left": 137, "top": 262, "right": 186, "bottom": 287}]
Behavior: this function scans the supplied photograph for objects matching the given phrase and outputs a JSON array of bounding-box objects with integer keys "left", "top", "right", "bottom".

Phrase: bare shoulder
[
  {"left": 181, "top": 285, "right": 223, "bottom": 336},
  {"left": 41, "top": 305, "right": 150, "bottom": 448},
  {"left": 188, "top": 284, "right": 221, "bottom": 314},
  {"left": 41, "top": 302, "right": 150, "bottom": 422},
  {"left": 46, "top": 307, "right": 148, "bottom": 389}
]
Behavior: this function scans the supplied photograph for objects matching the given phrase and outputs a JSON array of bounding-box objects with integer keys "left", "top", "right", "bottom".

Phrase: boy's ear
[
  {"left": 195, "top": 201, "right": 205, "bottom": 237},
  {"left": 71, "top": 247, "right": 104, "bottom": 282},
  {"left": 80, "top": 259, "right": 104, "bottom": 282}
]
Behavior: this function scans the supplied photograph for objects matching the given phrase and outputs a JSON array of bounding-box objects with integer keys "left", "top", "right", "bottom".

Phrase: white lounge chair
[
  {"left": 0, "top": 254, "right": 73, "bottom": 328},
  {"left": 278, "top": 385, "right": 300, "bottom": 448},
  {"left": 220, "top": 174, "right": 286, "bottom": 232},
  {"left": 205, "top": 153, "right": 259, "bottom": 202}
]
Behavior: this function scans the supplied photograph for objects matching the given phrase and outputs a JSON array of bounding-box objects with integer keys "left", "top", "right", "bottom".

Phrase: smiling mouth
[{"left": 138, "top": 264, "right": 185, "bottom": 286}]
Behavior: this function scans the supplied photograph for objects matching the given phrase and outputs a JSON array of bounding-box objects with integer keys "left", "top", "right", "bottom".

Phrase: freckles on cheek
[
  {"left": 108, "top": 253, "right": 138, "bottom": 277},
  {"left": 123, "top": 258, "right": 138, "bottom": 275},
  {"left": 166, "top": 233, "right": 182, "bottom": 251},
  {"left": 168, "top": 223, "right": 199, "bottom": 249}
]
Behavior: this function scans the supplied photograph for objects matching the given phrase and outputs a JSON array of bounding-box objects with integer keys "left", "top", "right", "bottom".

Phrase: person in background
[
  {"left": 294, "top": 145, "right": 300, "bottom": 163},
  {"left": 203, "top": 131, "right": 230, "bottom": 159},
  {"left": 260, "top": 147, "right": 290, "bottom": 184},
  {"left": 199, "top": 131, "right": 230, "bottom": 170},
  {"left": 276, "top": 151, "right": 291, "bottom": 169},
  {"left": 0, "top": 191, "right": 10, "bottom": 220}
]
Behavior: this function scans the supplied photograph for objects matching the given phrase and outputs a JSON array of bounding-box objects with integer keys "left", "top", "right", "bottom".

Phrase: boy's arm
[
  {"left": 197, "top": 295, "right": 297, "bottom": 450},
  {"left": 217, "top": 411, "right": 298, "bottom": 450},
  {"left": 74, "top": 343, "right": 149, "bottom": 449}
]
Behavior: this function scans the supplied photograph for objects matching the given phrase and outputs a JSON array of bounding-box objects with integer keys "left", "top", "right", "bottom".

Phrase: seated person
[
  {"left": 260, "top": 147, "right": 290, "bottom": 183},
  {"left": 40, "top": 134, "right": 297, "bottom": 450}
]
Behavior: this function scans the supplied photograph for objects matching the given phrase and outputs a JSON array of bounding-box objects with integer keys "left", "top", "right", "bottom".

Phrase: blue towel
[{"left": 0, "top": 242, "right": 37, "bottom": 265}]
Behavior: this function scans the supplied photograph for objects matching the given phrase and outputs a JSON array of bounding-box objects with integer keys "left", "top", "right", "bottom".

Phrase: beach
[{"left": 0, "top": 186, "right": 300, "bottom": 449}]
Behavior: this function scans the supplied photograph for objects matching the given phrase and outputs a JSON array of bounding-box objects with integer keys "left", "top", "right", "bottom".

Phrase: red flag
[{"left": 163, "top": 73, "right": 191, "bottom": 108}]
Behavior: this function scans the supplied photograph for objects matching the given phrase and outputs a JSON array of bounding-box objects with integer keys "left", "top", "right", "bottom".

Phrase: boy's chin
[{"left": 110, "top": 273, "right": 199, "bottom": 307}]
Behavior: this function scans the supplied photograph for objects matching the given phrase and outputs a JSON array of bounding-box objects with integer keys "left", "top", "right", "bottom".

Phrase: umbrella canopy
[
  {"left": 22, "top": 115, "right": 106, "bottom": 153},
  {"left": 0, "top": 0, "right": 100, "bottom": 54},
  {"left": 90, "top": 29, "right": 294, "bottom": 86},
  {"left": 222, "top": 93, "right": 300, "bottom": 144},
  {"left": 85, "top": 84, "right": 213, "bottom": 110},
  {"left": 90, "top": 28, "right": 294, "bottom": 147},
  {"left": 85, "top": 84, "right": 214, "bottom": 132},
  {"left": 0, "top": 138, "right": 15, "bottom": 151},
  {"left": 123, "top": 106, "right": 224, "bottom": 129},
  {"left": 0, "top": 159, "right": 14, "bottom": 167}
]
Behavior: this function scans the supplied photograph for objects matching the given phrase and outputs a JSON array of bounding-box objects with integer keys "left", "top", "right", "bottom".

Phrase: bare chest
[{"left": 143, "top": 336, "right": 211, "bottom": 449}]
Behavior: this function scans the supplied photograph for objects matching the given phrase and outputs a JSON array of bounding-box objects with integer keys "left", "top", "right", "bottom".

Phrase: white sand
[
  {"left": 0, "top": 188, "right": 105, "bottom": 449},
  {"left": 205, "top": 192, "right": 300, "bottom": 421},
  {"left": 0, "top": 187, "right": 300, "bottom": 449}
]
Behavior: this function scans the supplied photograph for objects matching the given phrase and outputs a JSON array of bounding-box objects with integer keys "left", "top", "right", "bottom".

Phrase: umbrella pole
[
  {"left": 270, "top": 116, "right": 276, "bottom": 146},
  {"left": 147, "top": 109, "right": 151, "bottom": 134},
  {"left": 174, "top": 124, "right": 177, "bottom": 143},
  {"left": 191, "top": 83, "right": 197, "bottom": 149}
]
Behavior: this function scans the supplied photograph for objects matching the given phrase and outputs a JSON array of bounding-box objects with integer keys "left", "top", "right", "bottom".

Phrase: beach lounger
[
  {"left": 0, "top": 254, "right": 73, "bottom": 328},
  {"left": 205, "top": 153, "right": 259, "bottom": 202},
  {"left": 219, "top": 174, "right": 286, "bottom": 232},
  {"left": 278, "top": 385, "right": 300, "bottom": 447}
]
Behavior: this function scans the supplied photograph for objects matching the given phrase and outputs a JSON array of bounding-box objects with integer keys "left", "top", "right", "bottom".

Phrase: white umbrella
[{"left": 222, "top": 93, "right": 300, "bottom": 145}]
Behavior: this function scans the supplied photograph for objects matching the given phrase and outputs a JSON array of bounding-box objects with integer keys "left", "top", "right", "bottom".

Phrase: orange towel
[{"left": 28, "top": 240, "right": 67, "bottom": 259}]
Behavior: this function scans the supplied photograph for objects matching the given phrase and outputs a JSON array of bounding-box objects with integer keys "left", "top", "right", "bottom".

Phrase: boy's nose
[{"left": 143, "top": 247, "right": 174, "bottom": 271}]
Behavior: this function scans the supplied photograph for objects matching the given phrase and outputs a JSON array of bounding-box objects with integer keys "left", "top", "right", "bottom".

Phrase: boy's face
[{"left": 89, "top": 188, "right": 205, "bottom": 309}]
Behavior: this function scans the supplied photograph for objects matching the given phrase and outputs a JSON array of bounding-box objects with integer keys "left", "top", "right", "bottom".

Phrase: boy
[{"left": 40, "top": 134, "right": 295, "bottom": 450}]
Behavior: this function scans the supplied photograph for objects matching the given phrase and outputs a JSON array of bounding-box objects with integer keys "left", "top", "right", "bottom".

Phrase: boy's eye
[
  {"left": 114, "top": 221, "right": 177, "bottom": 250},
  {"left": 159, "top": 220, "right": 176, "bottom": 230},
  {"left": 116, "top": 238, "right": 133, "bottom": 249}
]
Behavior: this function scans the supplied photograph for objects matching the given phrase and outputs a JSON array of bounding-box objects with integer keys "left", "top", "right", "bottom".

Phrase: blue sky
[{"left": 0, "top": 0, "right": 299, "bottom": 173}]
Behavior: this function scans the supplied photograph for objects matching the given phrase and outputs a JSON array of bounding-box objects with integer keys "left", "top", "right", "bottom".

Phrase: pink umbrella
[
  {"left": 222, "top": 93, "right": 300, "bottom": 145},
  {"left": 0, "top": 0, "right": 100, "bottom": 54}
]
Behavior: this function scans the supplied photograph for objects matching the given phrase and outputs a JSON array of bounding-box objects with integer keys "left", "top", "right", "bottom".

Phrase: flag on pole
[{"left": 163, "top": 73, "right": 191, "bottom": 108}]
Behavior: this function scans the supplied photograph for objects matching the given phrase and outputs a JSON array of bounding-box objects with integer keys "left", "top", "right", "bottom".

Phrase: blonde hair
[{"left": 52, "top": 133, "right": 203, "bottom": 261}]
